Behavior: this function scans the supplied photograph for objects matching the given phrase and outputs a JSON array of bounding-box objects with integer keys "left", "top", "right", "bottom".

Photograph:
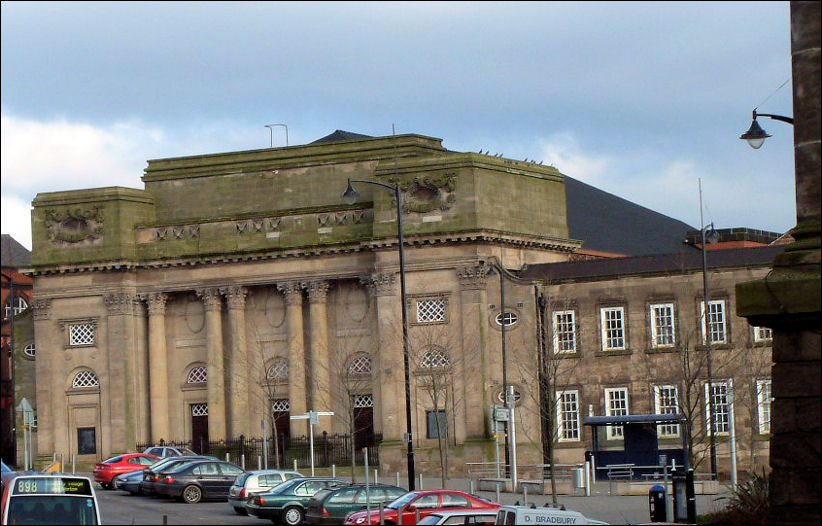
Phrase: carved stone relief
[{"left": 44, "top": 206, "right": 104, "bottom": 246}]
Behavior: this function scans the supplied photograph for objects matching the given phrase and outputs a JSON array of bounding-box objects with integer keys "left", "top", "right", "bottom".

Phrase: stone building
[{"left": 24, "top": 130, "right": 775, "bottom": 478}]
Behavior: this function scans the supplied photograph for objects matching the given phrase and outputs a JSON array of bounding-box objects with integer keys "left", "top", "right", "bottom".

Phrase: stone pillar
[
  {"left": 32, "top": 298, "right": 56, "bottom": 457},
  {"left": 144, "top": 292, "right": 170, "bottom": 443},
  {"left": 103, "top": 292, "right": 142, "bottom": 453},
  {"left": 365, "top": 272, "right": 405, "bottom": 442},
  {"left": 278, "top": 282, "right": 307, "bottom": 436},
  {"left": 736, "top": 3, "right": 820, "bottom": 524},
  {"left": 197, "top": 287, "right": 227, "bottom": 441},
  {"left": 222, "top": 286, "right": 249, "bottom": 438},
  {"left": 457, "top": 263, "right": 491, "bottom": 438},
  {"left": 305, "top": 280, "right": 332, "bottom": 431}
]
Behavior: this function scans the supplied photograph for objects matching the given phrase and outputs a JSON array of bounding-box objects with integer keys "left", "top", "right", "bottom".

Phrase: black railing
[{"left": 136, "top": 432, "right": 382, "bottom": 469}]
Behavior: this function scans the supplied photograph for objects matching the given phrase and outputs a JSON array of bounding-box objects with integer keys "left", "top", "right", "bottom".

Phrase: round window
[
  {"left": 23, "top": 344, "right": 36, "bottom": 358},
  {"left": 495, "top": 311, "right": 519, "bottom": 326}
]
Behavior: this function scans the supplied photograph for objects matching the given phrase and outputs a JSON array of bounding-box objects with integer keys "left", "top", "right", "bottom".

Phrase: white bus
[{"left": 1, "top": 474, "right": 101, "bottom": 525}]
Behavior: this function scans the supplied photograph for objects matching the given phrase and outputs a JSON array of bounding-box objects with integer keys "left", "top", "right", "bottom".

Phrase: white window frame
[
  {"left": 653, "top": 385, "right": 680, "bottom": 437},
  {"left": 649, "top": 303, "right": 676, "bottom": 348},
  {"left": 68, "top": 322, "right": 96, "bottom": 347},
  {"left": 552, "top": 310, "right": 577, "bottom": 354},
  {"left": 753, "top": 326, "right": 773, "bottom": 343},
  {"left": 600, "top": 307, "right": 626, "bottom": 351},
  {"left": 416, "top": 298, "right": 446, "bottom": 324},
  {"left": 701, "top": 300, "right": 727, "bottom": 345},
  {"left": 756, "top": 379, "right": 772, "bottom": 434},
  {"left": 705, "top": 379, "right": 732, "bottom": 435},
  {"left": 604, "top": 387, "right": 629, "bottom": 440},
  {"left": 4, "top": 295, "right": 28, "bottom": 319},
  {"left": 495, "top": 311, "right": 519, "bottom": 327},
  {"left": 556, "top": 390, "right": 580, "bottom": 442}
]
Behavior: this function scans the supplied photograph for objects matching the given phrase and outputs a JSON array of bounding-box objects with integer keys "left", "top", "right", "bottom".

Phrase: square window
[
  {"left": 753, "top": 326, "right": 773, "bottom": 343},
  {"left": 417, "top": 299, "right": 446, "bottom": 323},
  {"left": 69, "top": 323, "right": 96, "bottom": 346}
]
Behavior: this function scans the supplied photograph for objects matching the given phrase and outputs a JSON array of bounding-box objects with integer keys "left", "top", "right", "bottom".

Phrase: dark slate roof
[
  {"left": 310, "top": 130, "right": 374, "bottom": 144},
  {"left": 518, "top": 245, "right": 784, "bottom": 282},
  {"left": 1, "top": 234, "right": 31, "bottom": 267},
  {"left": 564, "top": 176, "right": 695, "bottom": 256}
]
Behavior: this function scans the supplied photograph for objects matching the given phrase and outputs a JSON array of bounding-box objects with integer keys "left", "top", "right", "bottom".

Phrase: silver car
[
  {"left": 227, "top": 469, "right": 304, "bottom": 515},
  {"left": 142, "top": 445, "right": 199, "bottom": 458}
]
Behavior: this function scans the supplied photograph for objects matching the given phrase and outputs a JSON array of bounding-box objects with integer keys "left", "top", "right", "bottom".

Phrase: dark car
[
  {"left": 154, "top": 459, "right": 244, "bottom": 503},
  {"left": 305, "top": 483, "right": 408, "bottom": 525},
  {"left": 140, "top": 455, "right": 217, "bottom": 496},
  {"left": 227, "top": 469, "right": 304, "bottom": 515},
  {"left": 113, "top": 469, "right": 147, "bottom": 495},
  {"left": 245, "top": 477, "right": 349, "bottom": 525}
]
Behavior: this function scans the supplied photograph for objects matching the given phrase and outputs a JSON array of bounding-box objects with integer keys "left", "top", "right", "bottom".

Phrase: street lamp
[
  {"left": 740, "top": 109, "right": 794, "bottom": 149},
  {"left": 698, "top": 179, "right": 720, "bottom": 480},
  {"left": 264, "top": 123, "right": 289, "bottom": 148},
  {"left": 342, "top": 178, "right": 416, "bottom": 491}
]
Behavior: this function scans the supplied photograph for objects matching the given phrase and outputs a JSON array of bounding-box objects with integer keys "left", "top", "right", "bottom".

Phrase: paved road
[{"left": 85, "top": 473, "right": 730, "bottom": 525}]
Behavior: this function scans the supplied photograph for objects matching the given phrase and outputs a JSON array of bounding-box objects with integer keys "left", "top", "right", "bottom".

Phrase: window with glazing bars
[
  {"left": 650, "top": 304, "right": 675, "bottom": 347},
  {"left": 69, "top": 323, "right": 96, "bottom": 346},
  {"left": 753, "top": 326, "right": 773, "bottom": 343},
  {"left": 556, "top": 390, "right": 580, "bottom": 441},
  {"left": 605, "top": 387, "right": 629, "bottom": 439},
  {"left": 705, "top": 381, "right": 731, "bottom": 434},
  {"left": 654, "top": 385, "right": 680, "bottom": 437},
  {"left": 552, "top": 310, "right": 576, "bottom": 353},
  {"left": 757, "top": 380, "right": 772, "bottom": 434},
  {"left": 701, "top": 300, "right": 727, "bottom": 344},
  {"left": 600, "top": 307, "right": 625, "bottom": 350},
  {"left": 417, "top": 299, "right": 446, "bottom": 323}
]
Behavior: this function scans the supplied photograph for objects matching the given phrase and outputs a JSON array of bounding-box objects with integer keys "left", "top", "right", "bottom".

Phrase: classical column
[
  {"left": 305, "top": 280, "right": 332, "bottom": 430},
  {"left": 222, "top": 286, "right": 249, "bottom": 438},
  {"left": 103, "top": 292, "right": 142, "bottom": 453},
  {"left": 278, "top": 282, "right": 307, "bottom": 435},
  {"left": 457, "top": 263, "right": 492, "bottom": 439},
  {"left": 363, "top": 272, "right": 404, "bottom": 442},
  {"left": 144, "top": 292, "right": 170, "bottom": 443},
  {"left": 196, "top": 287, "right": 227, "bottom": 441}
]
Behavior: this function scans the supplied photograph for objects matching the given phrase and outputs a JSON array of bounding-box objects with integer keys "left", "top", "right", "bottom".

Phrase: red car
[
  {"left": 93, "top": 453, "right": 160, "bottom": 489},
  {"left": 343, "top": 489, "right": 499, "bottom": 525}
]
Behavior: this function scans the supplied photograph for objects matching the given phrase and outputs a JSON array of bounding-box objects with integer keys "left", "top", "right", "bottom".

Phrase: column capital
[
  {"left": 221, "top": 286, "right": 248, "bottom": 310},
  {"left": 457, "top": 262, "right": 492, "bottom": 290},
  {"left": 277, "top": 281, "right": 304, "bottom": 305},
  {"left": 104, "top": 292, "right": 141, "bottom": 315},
  {"left": 196, "top": 287, "right": 223, "bottom": 311},
  {"left": 303, "top": 280, "right": 331, "bottom": 304},
  {"left": 32, "top": 297, "right": 53, "bottom": 320},
  {"left": 361, "top": 272, "right": 396, "bottom": 297},
  {"left": 142, "top": 292, "right": 169, "bottom": 315}
]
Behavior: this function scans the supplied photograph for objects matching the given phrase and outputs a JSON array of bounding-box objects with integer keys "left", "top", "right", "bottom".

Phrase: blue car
[{"left": 113, "top": 469, "right": 147, "bottom": 495}]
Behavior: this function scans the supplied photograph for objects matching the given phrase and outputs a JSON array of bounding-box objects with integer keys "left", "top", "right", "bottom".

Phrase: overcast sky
[{"left": 1, "top": 1, "right": 796, "bottom": 251}]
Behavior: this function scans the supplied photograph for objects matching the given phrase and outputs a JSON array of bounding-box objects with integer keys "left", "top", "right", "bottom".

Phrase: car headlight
[{"left": 355, "top": 518, "right": 366, "bottom": 524}]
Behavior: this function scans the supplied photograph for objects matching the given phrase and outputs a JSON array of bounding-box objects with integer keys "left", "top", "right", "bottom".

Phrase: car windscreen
[{"left": 386, "top": 491, "right": 418, "bottom": 509}]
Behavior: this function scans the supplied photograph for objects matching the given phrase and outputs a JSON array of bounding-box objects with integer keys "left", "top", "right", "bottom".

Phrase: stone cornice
[{"left": 26, "top": 230, "right": 580, "bottom": 276}]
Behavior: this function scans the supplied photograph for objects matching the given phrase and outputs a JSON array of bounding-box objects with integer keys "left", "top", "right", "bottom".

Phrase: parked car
[
  {"left": 93, "top": 453, "right": 159, "bottom": 489},
  {"left": 416, "top": 509, "right": 498, "bottom": 524},
  {"left": 113, "top": 469, "right": 148, "bottom": 495},
  {"left": 494, "top": 504, "right": 608, "bottom": 525},
  {"left": 140, "top": 455, "right": 217, "bottom": 496},
  {"left": 154, "top": 459, "right": 244, "bottom": 503},
  {"left": 305, "top": 483, "right": 408, "bottom": 525},
  {"left": 245, "top": 477, "right": 349, "bottom": 525},
  {"left": 343, "top": 489, "right": 500, "bottom": 525},
  {"left": 142, "top": 445, "right": 199, "bottom": 458},
  {"left": 227, "top": 469, "right": 304, "bottom": 515}
]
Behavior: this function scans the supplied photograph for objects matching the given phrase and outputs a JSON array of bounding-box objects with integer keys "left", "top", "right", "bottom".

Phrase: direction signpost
[{"left": 290, "top": 410, "right": 334, "bottom": 475}]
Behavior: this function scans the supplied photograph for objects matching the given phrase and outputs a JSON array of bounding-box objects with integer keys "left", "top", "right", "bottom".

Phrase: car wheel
[
  {"left": 282, "top": 506, "right": 304, "bottom": 526},
  {"left": 233, "top": 506, "right": 248, "bottom": 516},
  {"left": 182, "top": 485, "right": 203, "bottom": 504}
]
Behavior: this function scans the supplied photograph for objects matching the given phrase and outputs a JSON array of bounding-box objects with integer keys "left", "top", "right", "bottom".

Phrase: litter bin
[
  {"left": 572, "top": 467, "right": 585, "bottom": 489},
  {"left": 649, "top": 484, "right": 667, "bottom": 523}
]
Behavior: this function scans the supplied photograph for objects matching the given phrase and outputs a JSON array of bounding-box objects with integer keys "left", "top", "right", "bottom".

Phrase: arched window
[
  {"left": 420, "top": 348, "right": 450, "bottom": 369},
  {"left": 266, "top": 359, "right": 289, "bottom": 381},
  {"left": 186, "top": 366, "right": 207, "bottom": 384},
  {"left": 4, "top": 295, "right": 28, "bottom": 320},
  {"left": 72, "top": 369, "right": 100, "bottom": 389},
  {"left": 347, "top": 354, "right": 371, "bottom": 376}
]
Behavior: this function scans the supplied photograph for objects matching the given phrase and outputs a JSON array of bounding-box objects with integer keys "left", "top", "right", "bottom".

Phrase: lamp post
[
  {"left": 342, "top": 178, "right": 415, "bottom": 490},
  {"left": 740, "top": 109, "right": 794, "bottom": 149},
  {"left": 698, "top": 179, "right": 720, "bottom": 479}
]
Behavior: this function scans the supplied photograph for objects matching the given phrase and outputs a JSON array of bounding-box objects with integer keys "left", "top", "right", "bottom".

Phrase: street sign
[{"left": 493, "top": 405, "right": 509, "bottom": 422}]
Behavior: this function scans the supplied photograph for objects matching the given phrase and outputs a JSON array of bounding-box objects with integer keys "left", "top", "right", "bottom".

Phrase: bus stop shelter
[{"left": 583, "top": 413, "right": 688, "bottom": 480}]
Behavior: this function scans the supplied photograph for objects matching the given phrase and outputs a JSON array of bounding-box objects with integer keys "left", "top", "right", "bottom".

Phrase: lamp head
[
  {"left": 705, "top": 224, "right": 720, "bottom": 245},
  {"left": 342, "top": 179, "right": 359, "bottom": 205},
  {"left": 740, "top": 110, "right": 771, "bottom": 149}
]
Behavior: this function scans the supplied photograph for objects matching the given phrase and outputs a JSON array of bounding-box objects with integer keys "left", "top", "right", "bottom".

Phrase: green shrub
[{"left": 699, "top": 471, "right": 769, "bottom": 525}]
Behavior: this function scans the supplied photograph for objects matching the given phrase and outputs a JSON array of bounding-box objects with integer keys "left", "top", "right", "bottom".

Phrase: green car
[
  {"left": 245, "top": 476, "right": 349, "bottom": 525},
  {"left": 304, "top": 483, "right": 408, "bottom": 525}
]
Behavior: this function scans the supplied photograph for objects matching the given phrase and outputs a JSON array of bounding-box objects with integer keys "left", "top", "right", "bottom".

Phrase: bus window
[{"left": 2, "top": 476, "right": 100, "bottom": 525}]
